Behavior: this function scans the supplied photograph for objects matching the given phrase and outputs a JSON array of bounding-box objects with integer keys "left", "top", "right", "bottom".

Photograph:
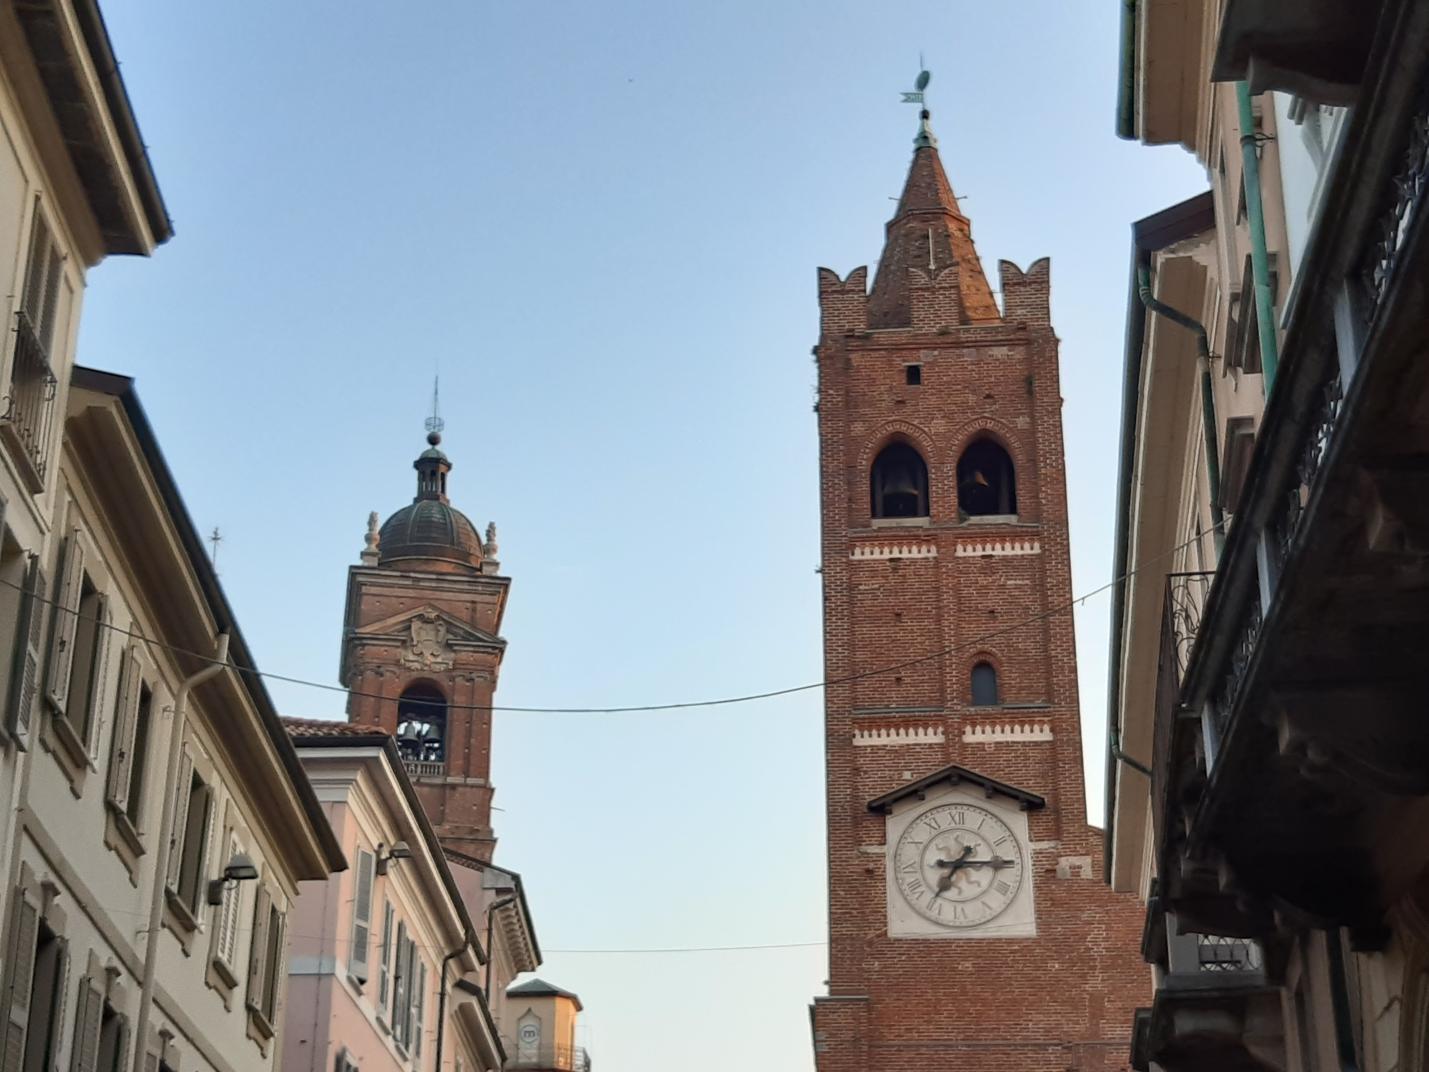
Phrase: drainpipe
[
  {"left": 132, "top": 634, "right": 230, "bottom": 1072},
  {"left": 1236, "top": 81, "right": 1281, "bottom": 394},
  {"left": 1136, "top": 264, "right": 1226, "bottom": 557},
  {"left": 435, "top": 931, "right": 474, "bottom": 1072},
  {"left": 1115, "top": 0, "right": 1138, "bottom": 139},
  {"left": 484, "top": 896, "right": 516, "bottom": 1000}
]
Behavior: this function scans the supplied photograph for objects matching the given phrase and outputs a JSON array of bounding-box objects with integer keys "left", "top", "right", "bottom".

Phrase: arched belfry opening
[
  {"left": 870, "top": 442, "right": 930, "bottom": 519},
  {"left": 958, "top": 439, "right": 1017, "bottom": 517},
  {"left": 396, "top": 682, "right": 448, "bottom": 765}
]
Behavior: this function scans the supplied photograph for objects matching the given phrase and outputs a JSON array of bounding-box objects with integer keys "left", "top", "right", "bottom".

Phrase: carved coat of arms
[{"left": 400, "top": 613, "right": 453, "bottom": 671}]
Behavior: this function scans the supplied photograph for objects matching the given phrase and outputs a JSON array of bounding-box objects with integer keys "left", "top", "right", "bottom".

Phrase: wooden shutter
[
  {"left": 0, "top": 893, "right": 40, "bottom": 1072},
  {"left": 377, "top": 901, "right": 393, "bottom": 1011},
  {"left": 265, "top": 910, "right": 286, "bottom": 1022},
  {"left": 5, "top": 557, "right": 44, "bottom": 746},
  {"left": 215, "top": 834, "right": 241, "bottom": 967},
  {"left": 83, "top": 597, "right": 111, "bottom": 758},
  {"left": 186, "top": 785, "right": 214, "bottom": 911},
  {"left": 349, "top": 850, "right": 374, "bottom": 984},
  {"left": 246, "top": 888, "right": 271, "bottom": 1014},
  {"left": 69, "top": 976, "right": 102, "bottom": 1072},
  {"left": 392, "top": 922, "right": 408, "bottom": 1044},
  {"left": 411, "top": 959, "right": 425, "bottom": 1060},
  {"left": 105, "top": 651, "right": 140, "bottom": 808},
  {"left": 165, "top": 753, "right": 193, "bottom": 892},
  {"left": 45, "top": 533, "right": 84, "bottom": 713},
  {"left": 142, "top": 1050, "right": 156, "bottom": 1072}
]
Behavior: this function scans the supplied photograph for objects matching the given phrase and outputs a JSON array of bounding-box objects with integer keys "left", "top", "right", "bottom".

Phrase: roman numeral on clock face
[{"left": 994, "top": 879, "right": 1012, "bottom": 895}]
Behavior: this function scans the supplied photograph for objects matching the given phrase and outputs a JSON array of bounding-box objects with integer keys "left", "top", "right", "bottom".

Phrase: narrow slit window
[{"left": 905, "top": 364, "right": 922, "bottom": 386}]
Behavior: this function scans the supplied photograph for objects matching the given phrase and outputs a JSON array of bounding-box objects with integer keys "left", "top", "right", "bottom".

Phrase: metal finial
[
  {"left": 901, "top": 66, "right": 936, "bottom": 147},
  {"left": 424, "top": 376, "right": 444, "bottom": 444}
]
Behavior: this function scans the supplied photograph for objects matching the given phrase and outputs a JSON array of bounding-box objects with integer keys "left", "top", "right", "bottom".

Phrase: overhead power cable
[{"left": 0, "top": 524, "right": 1217, "bottom": 715}]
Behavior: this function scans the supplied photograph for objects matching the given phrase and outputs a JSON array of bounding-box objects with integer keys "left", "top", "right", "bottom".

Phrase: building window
[
  {"left": 106, "top": 653, "right": 154, "bottom": 837},
  {"left": 349, "top": 849, "right": 375, "bottom": 984},
  {"left": 970, "top": 662, "right": 999, "bottom": 706},
  {"left": 378, "top": 901, "right": 394, "bottom": 1014},
  {"left": 166, "top": 758, "right": 213, "bottom": 923},
  {"left": 45, "top": 531, "right": 111, "bottom": 766},
  {"left": 7, "top": 906, "right": 70, "bottom": 1072},
  {"left": 870, "top": 442, "right": 929, "bottom": 519},
  {"left": 397, "top": 683, "right": 447, "bottom": 768},
  {"left": 95, "top": 1002, "right": 128, "bottom": 1072},
  {"left": 391, "top": 921, "right": 410, "bottom": 1048},
  {"left": 957, "top": 439, "right": 1016, "bottom": 517},
  {"left": 245, "top": 888, "right": 285, "bottom": 1036},
  {"left": 2, "top": 208, "right": 63, "bottom": 488},
  {"left": 904, "top": 364, "right": 922, "bottom": 386}
]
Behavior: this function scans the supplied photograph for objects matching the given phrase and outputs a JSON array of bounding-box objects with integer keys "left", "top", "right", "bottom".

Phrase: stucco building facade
[{"left": 1107, "top": 1, "right": 1429, "bottom": 1069}]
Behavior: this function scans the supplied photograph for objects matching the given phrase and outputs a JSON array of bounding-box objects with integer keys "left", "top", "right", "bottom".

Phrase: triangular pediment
[
  {"left": 867, "top": 764, "right": 1044, "bottom": 815},
  {"left": 355, "top": 603, "right": 504, "bottom": 648}
]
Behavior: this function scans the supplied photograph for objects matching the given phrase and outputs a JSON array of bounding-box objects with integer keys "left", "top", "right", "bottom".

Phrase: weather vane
[
  {"left": 425, "top": 376, "right": 444, "bottom": 440},
  {"left": 901, "top": 64, "right": 931, "bottom": 106}
]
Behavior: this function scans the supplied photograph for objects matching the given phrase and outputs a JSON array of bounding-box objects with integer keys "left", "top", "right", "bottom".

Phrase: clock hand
[{"left": 959, "top": 856, "right": 1018, "bottom": 869}]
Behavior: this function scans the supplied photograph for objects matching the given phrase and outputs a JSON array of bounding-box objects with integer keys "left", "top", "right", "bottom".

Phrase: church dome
[
  {"left": 378, "top": 498, "right": 484, "bottom": 568},
  {"left": 374, "top": 429, "right": 488, "bottom": 571}
]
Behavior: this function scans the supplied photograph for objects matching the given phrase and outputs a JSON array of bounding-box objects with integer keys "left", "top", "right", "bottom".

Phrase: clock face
[{"left": 892, "top": 802, "right": 1024, "bottom": 927}]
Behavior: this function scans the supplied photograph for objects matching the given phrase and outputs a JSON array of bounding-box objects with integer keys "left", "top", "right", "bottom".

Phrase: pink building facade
[{"left": 280, "top": 722, "right": 505, "bottom": 1072}]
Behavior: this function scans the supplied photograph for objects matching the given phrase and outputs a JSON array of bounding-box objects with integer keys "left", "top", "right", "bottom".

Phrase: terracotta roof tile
[{"left": 282, "top": 716, "right": 391, "bottom": 740}]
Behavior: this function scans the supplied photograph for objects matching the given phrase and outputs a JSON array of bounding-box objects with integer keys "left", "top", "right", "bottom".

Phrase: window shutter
[
  {"left": 70, "top": 977, "right": 102, "bottom": 1072},
  {"left": 263, "top": 909, "right": 286, "bottom": 1023},
  {"left": 165, "top": 753, "right": 193, "bottom": 893},
  {"left": 142, "top": 1051, "right": 156, "bottom": 1072},
  {"left": 0, "top": 893, "right": 40, "bottom": 1072},
  {"left": 83, "top": 597, "right": 111, "bottom": 758},
  {"left": 216, "top": 835, "right": 241, "bottom": 967},
  {"left": 246, "top": 889, "right": 271, "bottom": 1015},
  {"left": 411, "top": 959, "right": 425, "bottom": 1061},
  {"left": 392, "top": 922, "right": 408, "bottom": 1044},
  {"left": 5, "top": 556, "right": 44, "bottom": 747},
  {"left": 105, "top": 651, "right": 140, "bottom": 809},
  {"left": 377, "top": 902, "right": 392, "bottom": 1012},
  {"left": 45, "top": 533, "right": 84, "bottom": 713},
  {"left": 349, "top": 850, "right": 374, "bottom": 984}
]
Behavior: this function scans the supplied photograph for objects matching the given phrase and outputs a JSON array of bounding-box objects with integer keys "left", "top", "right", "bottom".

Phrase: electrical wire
[{"left": 3, "top": 524, "right": 1217, "bottom": 716}]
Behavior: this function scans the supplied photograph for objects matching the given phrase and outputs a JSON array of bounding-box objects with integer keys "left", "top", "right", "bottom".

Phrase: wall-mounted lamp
[
  {"left": 206, "top": 852, "right": 259, "bottom": 905},
  {"left": 376, "top": 841, "right": 413, "bottom": 876}
]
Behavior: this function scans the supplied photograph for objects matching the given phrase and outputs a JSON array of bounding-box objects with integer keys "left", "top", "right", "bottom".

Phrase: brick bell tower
[
  {"left": 809, "top": 88, "right": 1146, "bottom": 1072},
  {"left": 340, "top": 424, "right": 508, "bottom": 861}
]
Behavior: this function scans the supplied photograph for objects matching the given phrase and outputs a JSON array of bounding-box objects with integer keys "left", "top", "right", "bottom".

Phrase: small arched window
[
  {"left": 957, "top": 439, "right": 1017, "bottom": 517},
  {"left": 870, "top": 442, "right": 930, "bottom": 519},
  {"left": 396, "top": 682, "right": 447, "bottom": 764},
  {"left": 970, "top": 662, "right": 999, "bottom": 706}
]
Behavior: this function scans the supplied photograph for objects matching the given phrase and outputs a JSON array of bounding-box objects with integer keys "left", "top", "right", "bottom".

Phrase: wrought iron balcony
[
  {"left": 506, "top": 1044, "right": 590, "bottom": 1072},
  {"left": 0, "top": 311, "right": 58, "bottom": 492},
  {"left": 1132, "top": 894, "right": 1283, "bottom": 1072},
  {"left": 1158, "top": 2, "right": 1429, "bottom": 944}
]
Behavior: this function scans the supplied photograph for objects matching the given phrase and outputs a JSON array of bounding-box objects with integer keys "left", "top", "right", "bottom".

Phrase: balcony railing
[
  {"left": 0, "top": 311, "right": 58, "bottom": 492},
  {"left": 403, "top": 758, "right": 445, "bottom": 779},
  {"left": 507, "top": 1045, "right": 590, "bottom": 1072}
]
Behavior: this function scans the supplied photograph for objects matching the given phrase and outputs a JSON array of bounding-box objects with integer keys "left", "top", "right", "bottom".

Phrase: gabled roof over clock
[{"left": 867, "top": 764, "right": 1046, "bottom": 815}]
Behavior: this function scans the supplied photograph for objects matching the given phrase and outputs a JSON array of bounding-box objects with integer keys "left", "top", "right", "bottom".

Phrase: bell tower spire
[{"left": 867, "top": 68, "right": 1000, "bottom": 329}]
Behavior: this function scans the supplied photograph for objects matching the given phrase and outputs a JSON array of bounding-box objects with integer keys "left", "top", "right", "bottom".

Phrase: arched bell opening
[
  {"left": 396, "top": 682, "right": 448, "bottom": 765},
  {"left": 870, "top": 442, "right": 930, "bottom": 519},
  {"left": 957, "top": 439, "right": 1017, "bottom": 517}
]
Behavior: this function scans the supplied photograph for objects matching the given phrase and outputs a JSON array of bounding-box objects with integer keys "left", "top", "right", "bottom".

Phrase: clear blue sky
[{"left": 84, "top": 3, "right": 1204, "bottom": 1070}]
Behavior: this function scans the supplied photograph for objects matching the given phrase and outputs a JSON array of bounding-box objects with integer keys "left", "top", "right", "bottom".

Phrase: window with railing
[{"left": 2, "top": 210, "right": 63, "bottom": 490}]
